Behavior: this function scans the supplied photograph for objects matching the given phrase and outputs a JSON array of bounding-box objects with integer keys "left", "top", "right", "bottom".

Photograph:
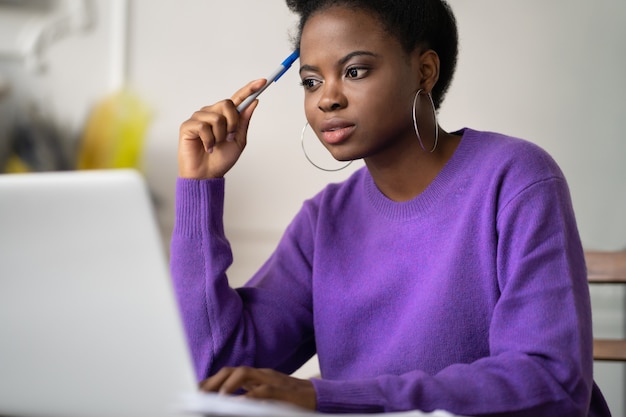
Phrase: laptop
[{"left": 0, "top": 169, "right": 197, "bottom": 417}]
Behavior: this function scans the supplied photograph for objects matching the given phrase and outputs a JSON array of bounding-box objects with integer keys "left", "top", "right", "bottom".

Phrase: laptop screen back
[{"left": 0, "top": 169, "right": 196, "bottom": 417}]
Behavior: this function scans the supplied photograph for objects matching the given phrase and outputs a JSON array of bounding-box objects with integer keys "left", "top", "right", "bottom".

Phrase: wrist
[{"left": 178, "top": 167, "right": 224, "bottom": 180}]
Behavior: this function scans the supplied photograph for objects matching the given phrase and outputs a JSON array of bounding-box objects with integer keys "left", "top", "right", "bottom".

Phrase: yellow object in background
[
  {"left": 4, "top": 155, "right": 31, "bottom": 173},
  {"left": 77, "top": 90, "right": 150, "bottom": 170}
]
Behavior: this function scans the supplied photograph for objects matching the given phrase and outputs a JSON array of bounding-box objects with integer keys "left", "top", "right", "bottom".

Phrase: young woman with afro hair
[{"left": 172, "top": 1, "right": 612, "bottom": 415}]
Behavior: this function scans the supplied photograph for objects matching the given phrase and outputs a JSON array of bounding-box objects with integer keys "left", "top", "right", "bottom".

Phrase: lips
[{"left": 319, "top": 119, "right": 356, "bottom": 145}]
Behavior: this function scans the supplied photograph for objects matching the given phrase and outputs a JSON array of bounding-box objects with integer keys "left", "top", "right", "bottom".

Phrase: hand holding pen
[
  {"left": 237, "top": 50, "right": 300, "bottom": 112},
  {"left": 178, "top": 51, "right": 300, "bottom": 180}
]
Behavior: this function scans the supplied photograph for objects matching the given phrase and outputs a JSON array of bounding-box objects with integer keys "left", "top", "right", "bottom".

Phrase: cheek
[
  {"left": 303, "top": 95, "right": 318, "bottom": 122},
  {"left": 360, "top": 88, "right": 412, "bottom": 124},
  {"left": 354, "top": 75, "right": 412, "bottom": 112}
]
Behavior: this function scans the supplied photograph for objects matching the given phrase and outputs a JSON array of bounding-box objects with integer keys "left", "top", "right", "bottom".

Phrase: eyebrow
[{"left": 299, "top": 50, "right": 380, "bottom": 74}]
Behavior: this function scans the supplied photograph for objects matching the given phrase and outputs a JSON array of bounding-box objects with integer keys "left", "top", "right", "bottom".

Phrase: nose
[{"left": 317, "top": 81, "right": 347, "bottom": 112}]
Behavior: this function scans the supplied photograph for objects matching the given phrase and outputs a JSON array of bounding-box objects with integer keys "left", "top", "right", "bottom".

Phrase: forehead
[{"left": 299, "top": 6, "right": 401, "bottom": 61}]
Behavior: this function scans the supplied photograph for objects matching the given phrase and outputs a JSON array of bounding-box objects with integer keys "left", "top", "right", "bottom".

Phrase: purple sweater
[{"left": 170, "top": 128, "right": 611, "bottom": 416}]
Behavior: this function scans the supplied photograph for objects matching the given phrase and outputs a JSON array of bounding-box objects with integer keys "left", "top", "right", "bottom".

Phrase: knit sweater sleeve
[
  {"left": 169, "top": 178, "right": 315, "bottom": 381},
  {"left": 312, "top": 177, "right": 601, "bottom": 417}
]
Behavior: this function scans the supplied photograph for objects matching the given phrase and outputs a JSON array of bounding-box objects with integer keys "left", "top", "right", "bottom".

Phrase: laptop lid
[{"left": 0, "top": 169, "right": 197, "bottom": 417}]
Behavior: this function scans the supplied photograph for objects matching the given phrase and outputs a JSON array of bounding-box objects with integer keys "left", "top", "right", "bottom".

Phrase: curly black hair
[{"left": 285, "top": 0, "right": 458, "bottom": 109}]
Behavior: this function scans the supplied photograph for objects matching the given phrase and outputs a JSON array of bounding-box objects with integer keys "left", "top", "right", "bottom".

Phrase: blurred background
[{"left": 0, "top": 0, "right": 624, "bottom": 413}]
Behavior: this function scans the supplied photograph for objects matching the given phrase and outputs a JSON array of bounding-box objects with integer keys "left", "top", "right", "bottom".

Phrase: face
[{"left": 299, "top": 6, "right": 421, "bottom": 163}]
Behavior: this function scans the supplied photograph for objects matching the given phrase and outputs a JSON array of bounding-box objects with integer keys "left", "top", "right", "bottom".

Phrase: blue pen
[{"left": 236, "top": 50, "right": 300, "bottom": 112}]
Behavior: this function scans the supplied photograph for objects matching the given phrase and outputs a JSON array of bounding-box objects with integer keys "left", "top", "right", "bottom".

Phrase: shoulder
[
  {"left": 455, "top": 128, "right": 572, "bottom": 220},
  {"left": 293, "top": 167, "right": 369, "bottom": 226},
  {"left": 461, "top": 128, "right": 565, "bottom": 182},
  {"left": 279, "top": 168, "right": 369, "bottom": 250},
  {"left": 305, "top": 167, "right": 369, "bottom": 208}
]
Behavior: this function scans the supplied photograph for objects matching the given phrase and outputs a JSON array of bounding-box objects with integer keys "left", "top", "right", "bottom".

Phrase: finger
[
  {"left": 245, "top": 380, "right": 317, "bottom": 411},
  {"left": 230, "top": 79, "right": 267, "bottom": 110},
  {"left": 216, "top": 367, "right": 263, "bottom": 395},
  {"left": 194, "top": 102, "right": 239, "bottom": 149},
  {"left": 245, "top": 385, "right": 304, "bottom": 408},
  {"left": 222, "top": 83, "right": 263, "bottom": 149},
  {"left": 231, "top": 99, "right": 259, "bottom": 149},
  {"left": 245, "top": 384, "right": 278, "bottom": 400},
  {"left": 183, "top": 81, "right": 265, "bottom": 151},
  {"left": 179, "top": 121, "right": 210, "bottom": 154},
  {"left": 180, "top": 103, "right": 238, "bottom": 153},
  {"left": 199, "top": 367, "right": 238, "bottom": 393},
  {"left": 238, "top": 98, "right": 259, "bottom": 128},
  {"left": 208, "top": 100, "right": 242, "bottom": 143},
  {"left": 199, "top": 366, "right": 265, "bottom": 395}
]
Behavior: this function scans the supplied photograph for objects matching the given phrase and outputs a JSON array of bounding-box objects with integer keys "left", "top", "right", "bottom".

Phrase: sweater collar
[{"left": 363, "top": 128, "right": 474, "bottom": 221}]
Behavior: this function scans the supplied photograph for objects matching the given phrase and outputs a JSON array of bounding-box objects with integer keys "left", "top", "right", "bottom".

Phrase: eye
[
  {"left": 300, "top": 78, "right": 322, "bottom": 90},
  {"left": 345, "top": 66, "right": 368, "bottom": 79}
]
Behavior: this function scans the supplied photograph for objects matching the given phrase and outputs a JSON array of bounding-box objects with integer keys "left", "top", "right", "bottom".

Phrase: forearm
[
  {"left": 170, "top": 178, "right": 251, "bottom": 380},
  {"left": 312, "top": 354, "right": 587, "bottom": 416},
  {"left": 170, "top": 178, "right": 316, "bottom": 380}
]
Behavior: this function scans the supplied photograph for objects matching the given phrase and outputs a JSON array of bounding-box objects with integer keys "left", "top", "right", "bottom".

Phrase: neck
[{"left": 364, "top": 129, "right": 461, "bottom": 202}]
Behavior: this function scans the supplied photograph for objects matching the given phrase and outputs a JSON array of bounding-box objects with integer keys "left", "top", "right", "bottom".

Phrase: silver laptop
[{"left": 0, "top": 169, "right": 197, "bottom": 417}]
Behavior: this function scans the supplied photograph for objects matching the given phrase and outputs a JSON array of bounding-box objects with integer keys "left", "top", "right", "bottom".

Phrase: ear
[{"left": 412, "top": 49, "right": 440, "bottom": 93}]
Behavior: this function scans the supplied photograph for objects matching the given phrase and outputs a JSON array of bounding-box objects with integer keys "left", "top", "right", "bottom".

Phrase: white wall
[{"left": 1, "top": 0, "right": 624, "bottom": 413}]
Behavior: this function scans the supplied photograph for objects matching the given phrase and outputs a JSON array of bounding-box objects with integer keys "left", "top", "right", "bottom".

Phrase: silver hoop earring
[
  {"left": 412, "top": 89, "right": 439, "bottom": 153},
  {"left": 301, "top": 122, "right": 353, "bottom": 172}
]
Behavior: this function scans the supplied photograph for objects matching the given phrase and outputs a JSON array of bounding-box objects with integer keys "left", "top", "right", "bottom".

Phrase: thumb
[{"left": 237, "top": 98, "right": 259, "bottom": 136}]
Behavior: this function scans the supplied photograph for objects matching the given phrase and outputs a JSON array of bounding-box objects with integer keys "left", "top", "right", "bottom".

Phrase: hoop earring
[
  {"left": 412, "top": 89, "right": 439, "bottom": 153},
  {"left": 301, "top": 122, "right": 353, "bottom": 172}
]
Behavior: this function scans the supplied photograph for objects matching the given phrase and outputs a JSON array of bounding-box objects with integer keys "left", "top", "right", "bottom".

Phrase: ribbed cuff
[
  {"left": 312, "top": 377, "right": 385, "bottom": 413},
  {"left": 173, "top": 177, "right": 225, "bottom": 239}
]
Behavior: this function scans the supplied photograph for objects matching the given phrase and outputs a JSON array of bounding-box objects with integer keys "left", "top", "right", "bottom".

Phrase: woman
[{"left": 172, "top": 0, "right": 611, "bottom": 415}]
